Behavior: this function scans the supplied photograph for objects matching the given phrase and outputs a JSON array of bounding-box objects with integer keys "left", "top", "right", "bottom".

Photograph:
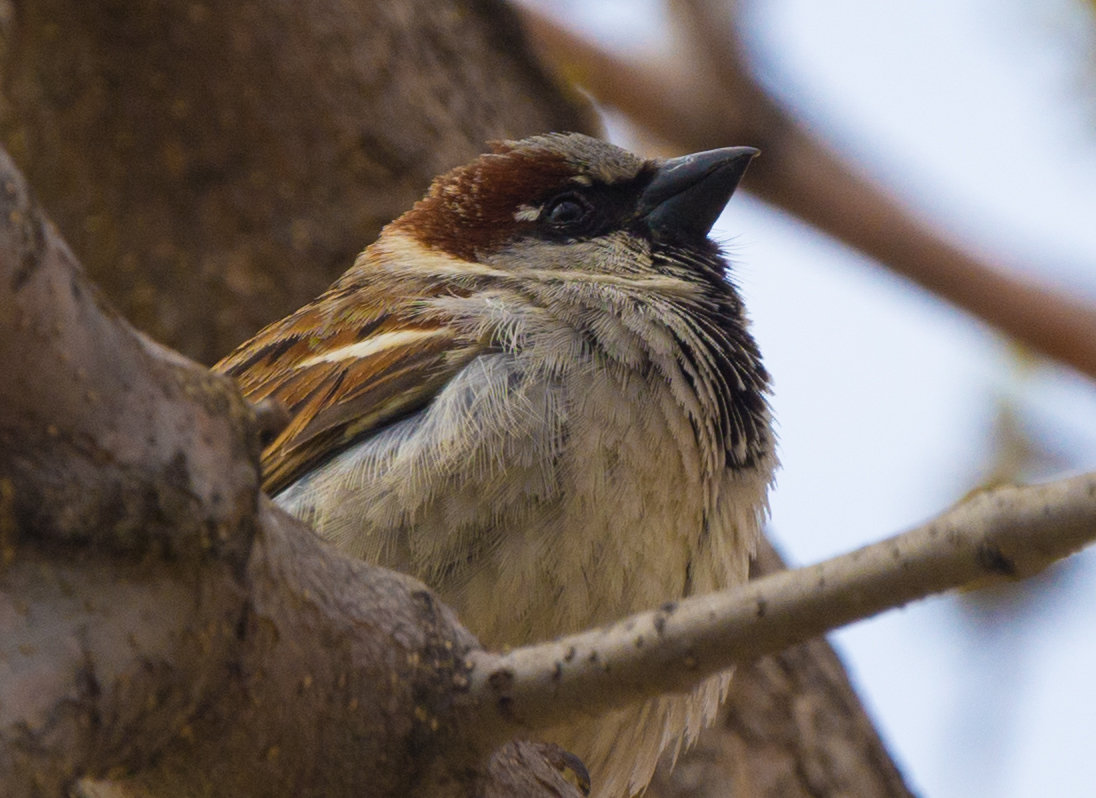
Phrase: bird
[{"left": 215, "top": 132, "right": 776, "bottom": 797}]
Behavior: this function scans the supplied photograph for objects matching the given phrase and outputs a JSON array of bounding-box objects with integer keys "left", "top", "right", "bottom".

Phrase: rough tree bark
[
  {"left": 0, "top": 0, "right": 591, "bottom": 364},
  {"left": 0, "top": 1, "right": 933, "bottom": 795},
  {"left": 0, "top": 145, "right": 587, "bottom": 797}
]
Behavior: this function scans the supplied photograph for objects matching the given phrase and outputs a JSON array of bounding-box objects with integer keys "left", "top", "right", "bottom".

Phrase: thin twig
[{"left": 464, "top": 472, "right": 1096, "bottom": 745}]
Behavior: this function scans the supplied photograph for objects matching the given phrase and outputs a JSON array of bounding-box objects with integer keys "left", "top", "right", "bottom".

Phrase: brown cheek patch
[{"left": 390, "top": 149, "right": 576, "bottom": 261}]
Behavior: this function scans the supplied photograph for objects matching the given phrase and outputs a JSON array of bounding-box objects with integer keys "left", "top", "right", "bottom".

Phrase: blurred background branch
[{"left": 517, "top": 0, "right": 1096, "bottom": 380}]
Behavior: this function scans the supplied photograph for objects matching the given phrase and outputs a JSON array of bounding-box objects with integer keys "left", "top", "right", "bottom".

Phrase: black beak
[{"left": 639, "top": 146, "right": 758, "bottom": 240}]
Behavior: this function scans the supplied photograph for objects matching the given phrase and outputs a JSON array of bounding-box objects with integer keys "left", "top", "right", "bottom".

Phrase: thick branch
[
  {"left": 0, "top": 145, "right": 579, "bottom": 797},
  {"left": 0, "top": 138, "right": 257, "bottom": 790},
  {"left": 466, "top": 473, "right": 1096, "bottom": 745}
]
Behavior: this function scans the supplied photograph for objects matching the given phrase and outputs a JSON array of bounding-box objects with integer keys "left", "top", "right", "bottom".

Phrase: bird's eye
[{"left": 543, "top": 194, "right": 593, "bottom": 229}]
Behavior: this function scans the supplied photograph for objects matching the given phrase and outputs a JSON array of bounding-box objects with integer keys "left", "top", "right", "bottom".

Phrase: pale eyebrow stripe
[
  {"left": 296, "top": 328, "right": 445, "bottom": 367},
  {"left": 514, "top": 204, "right": 541, "bottom": 222}
]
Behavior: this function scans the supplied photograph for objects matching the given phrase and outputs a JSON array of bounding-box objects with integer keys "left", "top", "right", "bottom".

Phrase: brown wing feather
[{"left": 216, "top": 288, "right": 482, "bottom": 495}]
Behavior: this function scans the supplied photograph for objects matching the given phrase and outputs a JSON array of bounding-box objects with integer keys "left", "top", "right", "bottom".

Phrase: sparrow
[{"left": 216, "top": 132, "right": 775, "bottom": 798}]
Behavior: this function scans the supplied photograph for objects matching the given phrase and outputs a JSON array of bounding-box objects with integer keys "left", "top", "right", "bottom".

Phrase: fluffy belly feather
[{"left": 276, "top": 351, "right": 772, "bottom": 797}]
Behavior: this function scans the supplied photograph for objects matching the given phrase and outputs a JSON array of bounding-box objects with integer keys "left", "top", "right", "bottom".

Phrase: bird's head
[
  {"left": 384, "top": 132, "right": 758, "bottom": 287},
  {"left": 373, "top": 132, "right": 769, "bottom": 472}
]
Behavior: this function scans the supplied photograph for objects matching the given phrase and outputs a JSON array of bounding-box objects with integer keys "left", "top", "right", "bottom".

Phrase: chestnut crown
[{"left": 391, "top": 132, "right": 758, "bottom": 262}]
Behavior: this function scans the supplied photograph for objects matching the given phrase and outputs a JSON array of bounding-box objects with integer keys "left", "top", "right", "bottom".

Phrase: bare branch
[
  {"left": 466, "top": 473, "right": 1096, "bottom": 744},
  {"left": 517, "top": 2, "right": 1096, "bottom": 380}
]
